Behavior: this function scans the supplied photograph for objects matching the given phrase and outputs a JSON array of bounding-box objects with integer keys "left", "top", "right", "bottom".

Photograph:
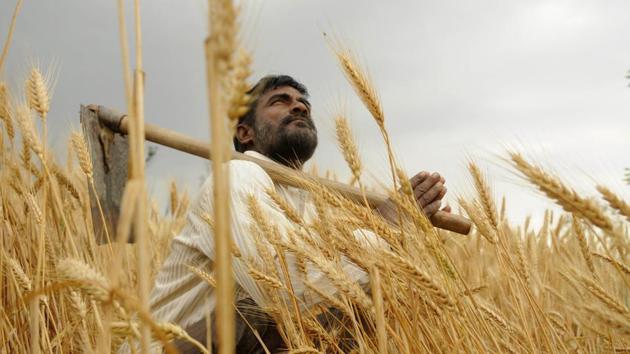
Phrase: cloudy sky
[{"left": 2, "top": 0, "right": 630, "bottom": 224}]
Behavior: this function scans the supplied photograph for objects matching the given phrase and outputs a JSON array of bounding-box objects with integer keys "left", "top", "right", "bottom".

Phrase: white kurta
[{"left": 148, "top": 150, "right": 382, "bottom": 331}]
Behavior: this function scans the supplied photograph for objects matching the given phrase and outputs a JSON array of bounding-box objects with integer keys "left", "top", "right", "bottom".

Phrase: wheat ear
[
  {"left": 0, "top": 82, "right": 15, "bottom": 142},
  {"left": 469, "top": 162, "right": 498, "bottom": 228},
  {"left": 71, "top": 132, "right": 93, "bottom": 179},
  {"left": 169, "top": 180, "right": 178, "bottom": 215},
  {"left": 3, "top": 253, "right": 32, "bottom": 292},
  {"left": 247, "top": 264, "right": 284, "bottom": 289},
  {"left": 226, "top": 48, "right": 252, "bottom": 129},
  {"left": 572, "top": 217, "right": 597, "bottom": 278},
  {"left": 579, "top": 275, "right": 629, "bottom": 316},
  {"left": 332, "top": 45, "right": 402, "bottom": 195},
  {"left": 380, "top": 250, "right": 453, "bottom": 309},
  {"left": 25, "top": 67, "right": 50, "bottom": 120},
  {"left": 591, "top": 252, "right": 630, "bottom": 276},
  {"left": 287, "top": 238, "right": 374, "bottom": 311},
  {"left": 510, "top": 152, "right": 613, "bottom": 231},
  {"left": 56, "top": 258, "right": 110, "bottom": 302},
  {"left": 71, "top": 131, "right": 112, "bottom": 244},
  {"left": 334, "top": 49, "right": 383, "bottom": 125},
  {"left": 459, "top": 198, "right": 497, "bottom": 244},
  {"left": 16, "top": 105, "right": 43, "bottom": 157},
  {"left": 266, "top": 188, "right": 302, "bottom": 224},
  {"left": 335, "top": 115, "right": 362, "bottom": 183},
  {"left": 186, "top": 264, "right": 217, "bottom": 287},
  {"left": 51, "top": 163, "right": 80, "bottom": 201},
  {"left": 25, "top": 192, "right": 43, "bottom": 225},
  {"left": 596, "top": 185, "right": 630, "bottom": 222},
  {"left": 112, "top": 320, "right": 209, "bottom": 354}
]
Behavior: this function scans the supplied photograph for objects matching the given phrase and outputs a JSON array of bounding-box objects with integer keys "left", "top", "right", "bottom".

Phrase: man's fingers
[
  {"left": 414, "top": 172, "right": 441, "bottom": 196},
  {"left": 437, "top": 186, "right": 447, "bottom": 200},
  {"left": 441, "top": 204, "right": 452, "bottom": 213},
  {"left": 423, "top": 199, "right": 441, "bottom": 217},
  {"left": 417, "top": 182, "right": 444, "bottom": 207},
  {"left": 409, "top": 171, "right": 429, "bottom": 189}
]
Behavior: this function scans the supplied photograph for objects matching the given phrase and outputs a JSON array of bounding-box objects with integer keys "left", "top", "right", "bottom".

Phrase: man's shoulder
[
  {"left": 229, "top": 159, "right": 272, "bottom": 184},
  {"left": 200, "top": 159, "right": 274, "bottom": 193}
]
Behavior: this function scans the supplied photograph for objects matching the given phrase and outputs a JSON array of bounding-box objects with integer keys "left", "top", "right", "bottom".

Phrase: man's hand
[
  {"left": 374, "top": 171, "right": 450, "bottom": 224},
  {"left": 409, "top": 171, "right": 450, "bottom": 217}
]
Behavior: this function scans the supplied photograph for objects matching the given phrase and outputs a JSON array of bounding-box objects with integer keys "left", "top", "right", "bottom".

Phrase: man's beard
[{"left": 254, "top": 114, "right": 318, "bottom": 167}]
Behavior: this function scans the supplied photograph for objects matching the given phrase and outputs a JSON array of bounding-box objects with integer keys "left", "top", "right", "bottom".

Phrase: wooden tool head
[{"left": 80, "top": 104, "right": 133, "bottom": 243}]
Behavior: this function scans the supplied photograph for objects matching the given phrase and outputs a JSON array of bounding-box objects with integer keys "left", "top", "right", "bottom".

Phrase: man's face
[{"left": 251, "top": 85, "right": 318, "bottom": 167}]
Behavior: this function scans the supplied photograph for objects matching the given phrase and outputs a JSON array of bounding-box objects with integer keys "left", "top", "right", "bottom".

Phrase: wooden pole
[{"left": 94, "top": 105, "right": 471, "bottom": 235}]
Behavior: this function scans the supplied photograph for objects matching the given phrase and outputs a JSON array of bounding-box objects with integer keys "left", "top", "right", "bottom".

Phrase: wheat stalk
[
  {"left": 380, "top": 250, "right": 453, "bottom": 309},
  {"left": 287, "top": 238, "right": 374, "bottom": 311},
  {"left": 591, "top": 252, "right": 630, "bottom": 276},
  {"left": 112, "top": 320, "right": 209, "bottom": 353},
  {"left": 303, "top": 280, "right": 350, "bottom": 317},
  {"left": 205, "top": 2, "right": 242, "bottom": 352},
  {"left": 579, "top": 275, "right": 629, "bottom": 316},
  {"left": 0, "top": 0, "right": 23, "bottom": 74},
  {"left": 156, "top": 322, "right": 209, "bottom": 353},
  {"left": 309, "top": 181, "right": 399, "bottom": 245},
  {"left": 287, "top": 347, "right": 321, "bottom": 354}
]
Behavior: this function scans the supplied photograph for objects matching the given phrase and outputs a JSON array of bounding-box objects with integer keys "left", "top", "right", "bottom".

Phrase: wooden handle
[{"left": 94, "top": 105, "right": 472, "bottom": 235}]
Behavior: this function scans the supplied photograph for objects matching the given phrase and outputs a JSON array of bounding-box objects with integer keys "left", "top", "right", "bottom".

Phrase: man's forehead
[{"left": 259, "top": 85, "right": 306, "bottom": 100}]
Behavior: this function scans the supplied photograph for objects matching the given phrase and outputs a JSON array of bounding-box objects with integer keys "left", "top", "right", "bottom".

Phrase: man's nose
[{"left": 290, "top": 101, "right": 308, "bottom": 116}]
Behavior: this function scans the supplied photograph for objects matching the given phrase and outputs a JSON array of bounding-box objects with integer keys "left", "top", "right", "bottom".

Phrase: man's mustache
[{"left": 280, "top": 114, "right": 316, "bottom": 130}]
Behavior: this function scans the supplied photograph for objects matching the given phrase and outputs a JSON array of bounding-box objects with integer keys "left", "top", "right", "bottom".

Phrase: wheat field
[{"left": 1, "top": 0, "right": 630, "bottom": 353}]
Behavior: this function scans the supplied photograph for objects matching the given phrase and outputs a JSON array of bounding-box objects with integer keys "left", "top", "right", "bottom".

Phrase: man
[{"left": 149, "top": 75, "right": 448, "bottom": 353}]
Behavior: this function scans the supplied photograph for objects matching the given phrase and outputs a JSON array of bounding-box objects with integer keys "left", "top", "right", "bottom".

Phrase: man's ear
[{"left": 235, "top": 123, "right": 255, "bottom": 147}]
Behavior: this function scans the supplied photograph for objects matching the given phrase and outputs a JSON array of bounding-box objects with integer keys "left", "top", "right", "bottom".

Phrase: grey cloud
[{"left": 2, "top": 0, "right": 629, "bottom": 224}]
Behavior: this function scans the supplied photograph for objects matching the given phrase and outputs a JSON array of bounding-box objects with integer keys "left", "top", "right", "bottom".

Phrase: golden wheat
[
  {"left": 510, "top": 152, "right": 613, "bottom": 231},
  {"left": 25, "top": 68, "right": 50, "bottom": 120},
  {"left": 335, "top": 115, "right": 362, "bottom": 183},
  {"left": 596, "top": 185, "right": 630, "bottom": 222}
]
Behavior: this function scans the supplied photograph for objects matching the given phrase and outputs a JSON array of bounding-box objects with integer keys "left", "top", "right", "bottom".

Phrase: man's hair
[{"left": 233, "top": 75, "right": 309, "bottom": 152}]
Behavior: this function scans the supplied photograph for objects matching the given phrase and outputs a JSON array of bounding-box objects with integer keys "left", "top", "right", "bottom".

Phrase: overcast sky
[{"left": 2, "top": 0, "right": 630, "bottom": 225}]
